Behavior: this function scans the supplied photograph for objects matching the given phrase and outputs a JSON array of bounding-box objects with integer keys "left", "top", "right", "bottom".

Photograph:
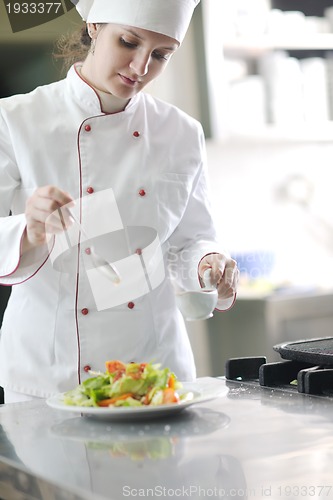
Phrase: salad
[{"left": 63, "top": 360, "right": 184, "bottom": 408}]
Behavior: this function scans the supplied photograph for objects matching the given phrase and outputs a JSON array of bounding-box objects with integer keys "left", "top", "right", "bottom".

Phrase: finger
[
  {"left": 26, "top": 205, "right": 68, "bottom": 233},
  {"left": 216, "top": 279, "right": 234, "bottom": 299},
  {"left": 221, "top": 260, "right": 238, "bottom": 287},
  {"left": 212, "top": 258, "right": 237, "bottom": 287},
  {"left": 216, "top": 262, "right": 239, "bottom": 298},
  {"left": 233, "top": 266, "right": 240, "bottom": 289},
  {"left": 45, "top": 210, "right": 73, "bottom": 233},
  {"left": 27, "top": 193, "right": 72, "bottom": 218},
  {"left": 199, "top": 254, "right": 227, "bottom": 284},
  {"left": 26, "top": 188, "right": 74, "bottom": 228},
  {"left": 35, "top": 185, "right": 74, "bottom": 207},
  {"left": 210, "top": 262, "right": 226, "bottom": 286}
]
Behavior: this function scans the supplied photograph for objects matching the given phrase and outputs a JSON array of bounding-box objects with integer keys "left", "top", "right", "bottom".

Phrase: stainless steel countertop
[{"left": 0, "top": 378, "right": 333, "bottom": 500}]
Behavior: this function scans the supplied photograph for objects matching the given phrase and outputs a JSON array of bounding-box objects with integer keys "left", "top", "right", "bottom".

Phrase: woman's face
[{"left": 83, "top": 23, "right": 179, "bottom": 99}]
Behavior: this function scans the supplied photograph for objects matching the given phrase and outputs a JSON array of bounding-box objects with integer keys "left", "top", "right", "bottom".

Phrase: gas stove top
[{"left": 225, "top": 337, "right": 333, "bottom": 397}]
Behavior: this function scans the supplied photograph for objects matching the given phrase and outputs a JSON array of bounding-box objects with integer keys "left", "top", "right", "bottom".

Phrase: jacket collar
[{"left": 66, "top": 63, "right": 139, "bottom": 115}]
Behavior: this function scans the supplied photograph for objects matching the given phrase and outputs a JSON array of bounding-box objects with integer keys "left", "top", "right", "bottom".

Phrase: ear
[{"left": 86, "top": 23, "right": 99, "bottom": 40}]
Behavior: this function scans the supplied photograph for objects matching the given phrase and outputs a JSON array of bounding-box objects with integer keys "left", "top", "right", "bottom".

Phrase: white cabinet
[{"left": 202, "top": 0, "right": 333, "bottom": 138}]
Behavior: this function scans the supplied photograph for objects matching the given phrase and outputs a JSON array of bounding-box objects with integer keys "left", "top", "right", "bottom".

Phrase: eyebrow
[{"left": 124, "top": 28, "right": 178, "bottom": 51}]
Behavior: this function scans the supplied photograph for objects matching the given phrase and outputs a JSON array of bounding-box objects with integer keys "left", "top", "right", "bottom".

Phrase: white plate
[{"left": 46, "top": 377, "right": 228, "bottom": 420}]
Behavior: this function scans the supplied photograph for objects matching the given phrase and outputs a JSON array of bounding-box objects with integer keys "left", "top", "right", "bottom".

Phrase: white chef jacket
[{"left": 0, "top": 64, "right": 224, "bottom": 398}]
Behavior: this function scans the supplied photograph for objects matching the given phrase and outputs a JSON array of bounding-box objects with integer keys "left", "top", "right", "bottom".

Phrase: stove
[{"left": 225, "top": 336, "right": 333, "bottom": 397}]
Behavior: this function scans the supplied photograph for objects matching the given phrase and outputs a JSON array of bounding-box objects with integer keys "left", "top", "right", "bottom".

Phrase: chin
[
  {"left": 113, "top": 82, "right": 144, "bottom": 98},
  {"left": 116, "top": 89, "right": 140, "bottom": 100}
]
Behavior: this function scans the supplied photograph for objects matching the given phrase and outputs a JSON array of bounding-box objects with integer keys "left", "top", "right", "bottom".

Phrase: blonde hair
[{"left": 54, "top": 24, "right": 91, "bottom": 73}]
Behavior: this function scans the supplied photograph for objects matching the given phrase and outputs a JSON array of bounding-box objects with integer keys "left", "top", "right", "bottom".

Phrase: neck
[
  {"left": 96, "top": 88, "right": 130, "bottom": 114},
  {"left": 77, "top": 64, "right": 130, "bottom": 114}
]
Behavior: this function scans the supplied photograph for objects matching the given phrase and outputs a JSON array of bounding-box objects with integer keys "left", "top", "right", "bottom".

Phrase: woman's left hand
[{"left": 198, "top": 253, "right": 239, "bottom": 302}]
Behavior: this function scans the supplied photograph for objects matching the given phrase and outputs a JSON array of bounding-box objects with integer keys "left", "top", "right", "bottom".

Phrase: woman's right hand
[{"left": 23, "top": 185, "right": 74, "bottom": 252}]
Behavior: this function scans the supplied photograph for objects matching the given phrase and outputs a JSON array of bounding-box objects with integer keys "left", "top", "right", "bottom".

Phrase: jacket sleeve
[
  {"left": 167, "top": 125, "right": 232, "bottom": 301},
  {"left": 0, "top": 108, "right": 50, "bottom": 285}
]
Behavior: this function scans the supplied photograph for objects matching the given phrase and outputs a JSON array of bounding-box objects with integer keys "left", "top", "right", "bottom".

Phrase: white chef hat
[{"left": 71, "top": 0, "right": 200, "bottom": 44}]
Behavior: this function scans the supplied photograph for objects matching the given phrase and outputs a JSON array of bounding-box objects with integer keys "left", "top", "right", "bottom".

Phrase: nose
[{"left": 129, "top": 52, "right": 150, "bottom": 77}]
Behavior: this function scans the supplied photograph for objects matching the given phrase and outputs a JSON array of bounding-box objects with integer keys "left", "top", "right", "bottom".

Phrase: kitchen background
[{"left": 1, "top": 0, "right": 333, "bottom": 377}]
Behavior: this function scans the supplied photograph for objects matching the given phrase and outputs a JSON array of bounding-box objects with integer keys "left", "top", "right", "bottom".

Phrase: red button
[
  {"left": 135, "top": 248, "right": 142, "bottom": 255},
  {"left": 133, "top": 131, "right": 140, "bottom": 138},
  {"left": 83, "top": 365, "right": 91, "bottom": 372},
  {"left": 128, "top": 302, "right": 135, "bottom": 309},
  {"left": 85, "top": 124, "right": 91, "bottom": 132},
  {"left": 85, "top": 248, "right": 91, "bottom": 255},
  {"left": 86, "top": 187, "right": 94, "bottom": 194},
  {"left": 81, "top": 308, "right": 89, "bottom": 315},
  {"left": 138, "top": 189, "right": 146, "bottom": 197}
]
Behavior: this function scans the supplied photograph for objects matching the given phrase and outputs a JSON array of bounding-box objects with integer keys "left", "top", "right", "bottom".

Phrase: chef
[{"left": 0, "top": 0, "right": 238, "bottom": 403}]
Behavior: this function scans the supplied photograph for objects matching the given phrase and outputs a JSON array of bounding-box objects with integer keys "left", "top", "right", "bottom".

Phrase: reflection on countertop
[{"left": 1, "top": 378, "right": 333, "bottom": 499}]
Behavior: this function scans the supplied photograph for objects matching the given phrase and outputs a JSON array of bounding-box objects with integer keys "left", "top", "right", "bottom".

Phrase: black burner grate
[{"left": 225, "top": 356, "right": 333, "bottom": 396}]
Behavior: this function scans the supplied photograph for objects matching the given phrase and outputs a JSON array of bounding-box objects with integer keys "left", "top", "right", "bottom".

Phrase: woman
[{"left": 0, "top": 0, "right": 238, "bottom": 402}]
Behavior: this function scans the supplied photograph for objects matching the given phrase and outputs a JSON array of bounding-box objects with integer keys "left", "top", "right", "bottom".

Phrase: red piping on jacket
[
  {"left": 73, "top": 64, "right": 113, "bottom": 384},
  {"left": 74, "top": 113, "right": 106, "bottom": 383},
  {"left": 0, "top": 231, "right": 55, "bottom": 286},
  {"left": 74, "top": 120, "right": 84, "bottom": 385},
  {"left": 74, "top": 63, "right": 104, "bottom": 112}
]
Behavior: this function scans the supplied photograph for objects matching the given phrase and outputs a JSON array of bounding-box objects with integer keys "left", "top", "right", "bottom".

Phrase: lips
[{"left": 119, "top": 74, "right": 141, "bottom": 86}]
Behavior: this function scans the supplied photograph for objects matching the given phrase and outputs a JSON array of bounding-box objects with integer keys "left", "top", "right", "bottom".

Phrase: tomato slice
[
  {"left": 97, "top": 393, "right": 134, "bottom": 407},
  {"left": 168, "top": 374, "right": 176, "bottom": 389},
  {"left": 105, "top": 360, "right": 126, "bottom": 374},
  {"left": 162, "top": 388, "right": 180, "bottom": 404}
]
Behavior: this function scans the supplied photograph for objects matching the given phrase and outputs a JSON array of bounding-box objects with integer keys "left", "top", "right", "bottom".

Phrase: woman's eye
[
  {"left": 152, "top": 51, "right": 168, "bottom": 61},
  {"left": 120, "top": 37, "right": 137, "bottom": 48}
]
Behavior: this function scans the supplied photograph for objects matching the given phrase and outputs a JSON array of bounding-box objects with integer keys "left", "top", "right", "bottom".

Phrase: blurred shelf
[
  {"left": 223, "top": 34, "right": 333, "bottom": 56},
  {"left": 214, "top": 123, "right": 333, "bottom": 143}
]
